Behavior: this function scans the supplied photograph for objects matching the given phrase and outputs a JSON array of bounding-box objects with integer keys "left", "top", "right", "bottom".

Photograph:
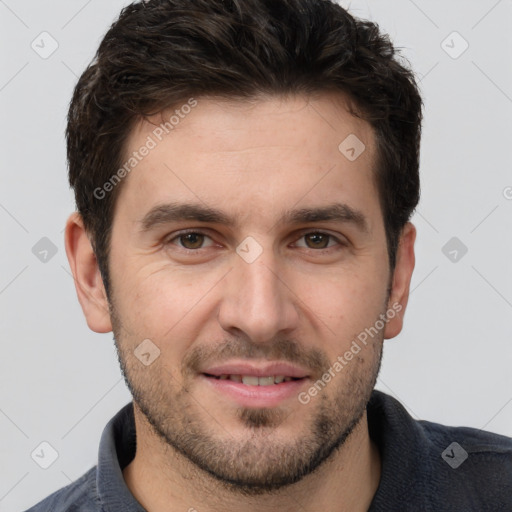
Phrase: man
[{"left": 26, "top": 0, "right": 512, "bottom": 510}]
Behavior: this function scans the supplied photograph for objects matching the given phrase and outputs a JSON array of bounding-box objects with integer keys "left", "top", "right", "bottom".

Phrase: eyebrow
[{"left": 138, "top": 201, "right": 369, "bottom": 234}]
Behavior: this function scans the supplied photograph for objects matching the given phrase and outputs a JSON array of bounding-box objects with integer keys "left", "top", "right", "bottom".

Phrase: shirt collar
[
  {"left": 367, "top": 390, "right": 433, "bottom": 510},
  {"left": 96, "top": 402, "right": 144, "bottom": 511}
]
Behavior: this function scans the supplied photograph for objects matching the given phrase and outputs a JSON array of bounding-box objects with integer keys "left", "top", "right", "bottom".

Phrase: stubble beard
[{"left": 111, "top": 306, "right": 383, "bottom": 496}]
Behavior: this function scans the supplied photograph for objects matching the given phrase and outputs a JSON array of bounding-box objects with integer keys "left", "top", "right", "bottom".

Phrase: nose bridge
[
  {"left": 236, "top": 234, "right": 281, "bottom": 299},
  {"left": 217, "top": 242, "right": 298, "bottom": 341},
  {"left": 241, "top": 256, "right": 281, "bottom": 310}
]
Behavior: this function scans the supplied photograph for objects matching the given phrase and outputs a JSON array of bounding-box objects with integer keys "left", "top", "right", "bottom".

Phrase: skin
[{"left": 65, "top": 92, "right": 416, "bottom": 512}]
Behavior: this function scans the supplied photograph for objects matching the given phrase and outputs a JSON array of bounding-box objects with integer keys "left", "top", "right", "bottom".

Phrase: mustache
[{"left": 182, "top": 336, "right": 331, "bottom": 378}]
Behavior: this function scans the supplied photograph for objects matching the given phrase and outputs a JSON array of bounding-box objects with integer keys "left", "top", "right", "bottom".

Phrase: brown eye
[
  {"left": 178, "top": 233, "right": 205, "bottom": 249},
  {"left": 304, "top": 232, "right": 331, "bottom": 249}
]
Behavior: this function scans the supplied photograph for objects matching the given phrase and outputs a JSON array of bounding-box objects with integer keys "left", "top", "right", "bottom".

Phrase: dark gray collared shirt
[{"left": 24, "top": 390, "right": 512, "bottom": 511}]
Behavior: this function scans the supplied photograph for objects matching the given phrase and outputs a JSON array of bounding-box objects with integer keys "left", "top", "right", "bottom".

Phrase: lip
[
  {"left": 200, "top": 373, "right": 309, "bottom": 408},
  {"left": 199, "top": 360, "right": 311, "bottom": 408},
  {"left": 201, "top": 360, "right": 310, "bottom": 379}
]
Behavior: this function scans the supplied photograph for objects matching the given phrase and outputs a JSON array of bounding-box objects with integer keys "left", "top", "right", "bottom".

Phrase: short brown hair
[{"left": 67, "top": 0, "right": 423, "bottom": 297}]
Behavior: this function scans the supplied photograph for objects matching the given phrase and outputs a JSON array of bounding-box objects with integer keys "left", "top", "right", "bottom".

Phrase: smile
[
  {"left": 200, "top": 372, "right": 309, "bottom": 408},
  {"left": 204, "top": 374, "right": 301, "bottom": 385}
]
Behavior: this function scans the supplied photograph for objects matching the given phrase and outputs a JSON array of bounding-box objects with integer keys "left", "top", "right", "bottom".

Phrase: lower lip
[{"left": 200, "top": 374, "right": 308, "bottom": 408}]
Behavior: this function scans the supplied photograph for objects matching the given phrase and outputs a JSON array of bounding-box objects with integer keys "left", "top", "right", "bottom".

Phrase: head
[{"left": 65, "top": 0, "right": 421, "bottom": 494}]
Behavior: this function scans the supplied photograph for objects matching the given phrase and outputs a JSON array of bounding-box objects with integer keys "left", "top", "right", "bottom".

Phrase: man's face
[{"left": 107, "top": 94, "right": 393, "bottom": 492}]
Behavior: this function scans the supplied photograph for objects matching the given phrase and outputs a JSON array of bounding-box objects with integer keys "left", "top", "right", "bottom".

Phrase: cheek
[
  {"left": 308, "top": 261, "right": 384, "bottom": 306},
  {"left": 299, "top": 265, "right": 388, "bottom": 343},
  {"left": 113, "top": 264, "right": 223, "bottom": 349}
]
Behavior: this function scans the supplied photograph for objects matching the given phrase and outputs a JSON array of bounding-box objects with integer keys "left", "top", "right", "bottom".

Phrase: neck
[{"left": 123, "top": 403, "right": 381, "bottom": 512}]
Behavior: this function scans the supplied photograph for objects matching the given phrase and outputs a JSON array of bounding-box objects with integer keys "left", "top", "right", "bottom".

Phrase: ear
[
  {"left": 64, "top": 212, "right": 113, "bottom": 333},
  {"left": 384, "top": 222, "right": 416, "bottom": 340}
]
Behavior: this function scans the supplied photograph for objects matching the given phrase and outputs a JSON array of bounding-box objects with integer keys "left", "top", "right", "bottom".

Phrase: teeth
[
  {"left": 214, "top": 375, "right": 295, "bottom": 385},
  {"left": 258, "top": 376, "right": 275, "bottom": 386},
  {"left": 242, "top": 375, "right": 259, "bottom": 386}
]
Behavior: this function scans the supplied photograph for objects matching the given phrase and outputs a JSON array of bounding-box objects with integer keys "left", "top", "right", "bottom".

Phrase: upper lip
[{"left": 202, "top": 361, "right": 310, "bottom": 379}]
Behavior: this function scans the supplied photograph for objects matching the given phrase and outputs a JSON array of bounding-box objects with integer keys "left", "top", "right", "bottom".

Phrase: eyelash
[{"left": 165, "top": 229, "right": 347, "bottom": 253}]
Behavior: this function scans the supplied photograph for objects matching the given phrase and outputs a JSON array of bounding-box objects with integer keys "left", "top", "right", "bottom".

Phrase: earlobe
[
  {"left": 64, "top": 212, "right": 113, "bottom": 333},
  {"left": 384, "top": 222, "right": 416, "bottom": 340}
]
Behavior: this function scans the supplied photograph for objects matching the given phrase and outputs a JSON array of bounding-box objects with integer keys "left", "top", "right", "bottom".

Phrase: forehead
[{"left": 115, "top": 93, "right": 381, "bottom": 232}]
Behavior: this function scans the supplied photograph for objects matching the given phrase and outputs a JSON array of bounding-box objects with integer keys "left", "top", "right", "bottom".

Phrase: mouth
[
  {"left": 203, "top": 374, "right": 304, "bottom": 385},
  {"left": 199, "top": 361, "right": 310, "bottom": 408}
]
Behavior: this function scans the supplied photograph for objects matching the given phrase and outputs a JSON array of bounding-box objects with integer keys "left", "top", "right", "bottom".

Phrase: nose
[{"left": 217, "top": 248, "right": 300, "bottom": 343}]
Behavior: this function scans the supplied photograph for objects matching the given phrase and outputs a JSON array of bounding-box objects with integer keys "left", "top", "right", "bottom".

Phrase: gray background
[{"left": 1, "top": 0, "right": 511, "bottom": 510}]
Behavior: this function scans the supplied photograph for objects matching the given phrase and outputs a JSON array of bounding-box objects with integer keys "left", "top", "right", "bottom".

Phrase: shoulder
[
  {"left": 420, "top": 417, "right": 512, "bottom": 457},
  {"left": 370, "top": 389, "right": 512, "bottom": 467},
  {"left": 418, "top": 417, "right": 512, "bottom": 510},
  {"left": 368, "top": 390, "right": 512, "bottom": 511},
  {"left": 24, "top": 466, "right": 100, "bottom": 512},
  {"left": 419, "top": 418, "right": 512, "bottom": 476}
]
